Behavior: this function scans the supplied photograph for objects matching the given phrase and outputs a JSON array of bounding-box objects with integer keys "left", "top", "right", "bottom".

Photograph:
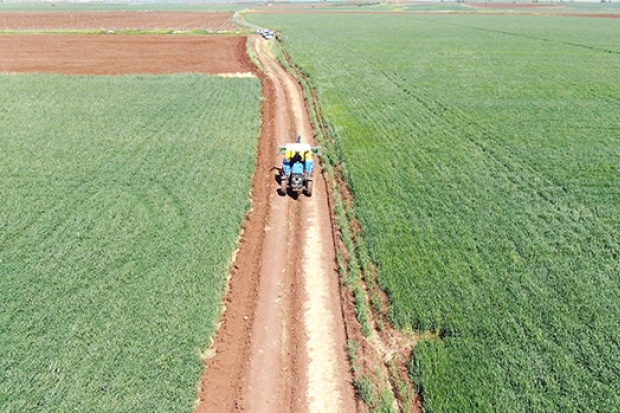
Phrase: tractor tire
[
  {"left": 305, "top": 180, "right": 313, "bottom": 196},
  {"left": 279, "top": 178, "right": 288, "bottom": 195}
]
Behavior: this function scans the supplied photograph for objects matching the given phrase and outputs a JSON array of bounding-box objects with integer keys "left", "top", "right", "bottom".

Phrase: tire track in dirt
[{"left": 194, "top": 36, "right": 356, "bottom": 413}]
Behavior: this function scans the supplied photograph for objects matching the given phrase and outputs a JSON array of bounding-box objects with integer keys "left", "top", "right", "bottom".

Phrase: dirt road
[{"left": 194, "top": 37, "right": 357, "bottom": 413}]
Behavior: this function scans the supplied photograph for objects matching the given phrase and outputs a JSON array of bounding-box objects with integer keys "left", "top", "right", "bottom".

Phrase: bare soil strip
[
  {"left": 0, "top": 11, "right": 238, "bottom": 32},
  {"left": 194, "top": 36, "right": 356, "bottom": 413},
  {"left": 0, "top": 34, "right": 251, "bottom": 75}
]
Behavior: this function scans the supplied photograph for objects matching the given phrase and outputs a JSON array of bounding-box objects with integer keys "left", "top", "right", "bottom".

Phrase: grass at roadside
[
  {"left": 251, "top": 11, "right": 620, "bottom": 412},
  {"left": 0, "top": 73, "right": 261, "bottom": 412}
]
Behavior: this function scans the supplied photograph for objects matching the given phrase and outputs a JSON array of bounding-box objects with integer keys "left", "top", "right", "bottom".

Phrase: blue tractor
[{"left": 278, "top": 138, "right": 320, "bottom": 196}]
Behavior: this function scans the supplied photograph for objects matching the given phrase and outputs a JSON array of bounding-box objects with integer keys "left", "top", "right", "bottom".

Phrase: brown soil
[
  {"left": 194, "top": 36, "right": 357, "bottom": 413},
  {"left": 0, "top": 11, "right": 238, "bottom": 31},
  {"left": 0, "top": 34, "right": 253, "bottom": 75}
]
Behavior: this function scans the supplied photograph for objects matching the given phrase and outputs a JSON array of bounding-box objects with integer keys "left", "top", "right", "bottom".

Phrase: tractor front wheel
[{"left": 305, "top": 180, "right": 313, "bottom": 196}]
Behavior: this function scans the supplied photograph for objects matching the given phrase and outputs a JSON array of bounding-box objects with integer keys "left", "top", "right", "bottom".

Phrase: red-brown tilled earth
[
  {"left": 0, "top": 34, "right": 252, "bottom": 75},
  {"left": 0, "top": 11, "right": 239, "bottom": 31}
]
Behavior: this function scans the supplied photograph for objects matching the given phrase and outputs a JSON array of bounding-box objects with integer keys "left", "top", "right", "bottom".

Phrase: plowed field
[
  {"left": 0, "top": 11, "right": 238, "bottom": 31},
  {"left": 0, "top": 35, "right": 252, "bottom": 75}
]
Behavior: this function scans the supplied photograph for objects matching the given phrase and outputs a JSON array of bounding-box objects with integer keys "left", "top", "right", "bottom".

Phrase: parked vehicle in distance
[{"left": 256, "top": 28, "right": 274, "bottom": 39}]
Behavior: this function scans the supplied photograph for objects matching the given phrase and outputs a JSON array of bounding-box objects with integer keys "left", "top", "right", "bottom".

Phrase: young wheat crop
[
  {"left": 0, "top": 73, "right": 261, "bottom": 412},
  {"left": 251, "top": 11, "right": 620, "bottom": 412}
]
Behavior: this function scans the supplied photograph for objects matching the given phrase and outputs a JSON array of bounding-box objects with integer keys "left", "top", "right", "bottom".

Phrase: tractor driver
[
  {"left": 290, "top": 151, "right": 302, "bottom": 164},
  {"left": 282, "top": 149, "right": 302, "bottom": 177}
]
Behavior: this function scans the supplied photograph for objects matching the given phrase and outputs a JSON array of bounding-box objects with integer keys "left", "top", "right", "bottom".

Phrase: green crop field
[
  {"left": 252, "top": 11, "right": 620, "bottom": 412},
  {"left": 0, "top": 74, "right": 261, "bottom": 412}
]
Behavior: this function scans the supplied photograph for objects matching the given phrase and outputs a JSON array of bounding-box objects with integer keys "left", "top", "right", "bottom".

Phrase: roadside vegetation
[
  {"left": 251, "top": 10, "right": 620, "bottom": 412},
  {"left": 0, "top": 74, "right": 261, "bottom": 412}
]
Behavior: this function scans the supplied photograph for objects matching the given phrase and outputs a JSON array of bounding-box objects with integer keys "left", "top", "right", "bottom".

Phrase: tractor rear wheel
[
  {"left": 305, "top": 180, "right": 313, "bottom": 196},
  {"left": 279, "top": 178, "right": 288, "bottom": 195}
]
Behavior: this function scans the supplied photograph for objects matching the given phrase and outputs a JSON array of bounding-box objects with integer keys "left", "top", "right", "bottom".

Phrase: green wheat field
[
  {"left": 252, "top": 10, "right": 620, "bottom": 412},
  {"left": 1, "top": 73, "right": 261, "bottom": 412}
]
